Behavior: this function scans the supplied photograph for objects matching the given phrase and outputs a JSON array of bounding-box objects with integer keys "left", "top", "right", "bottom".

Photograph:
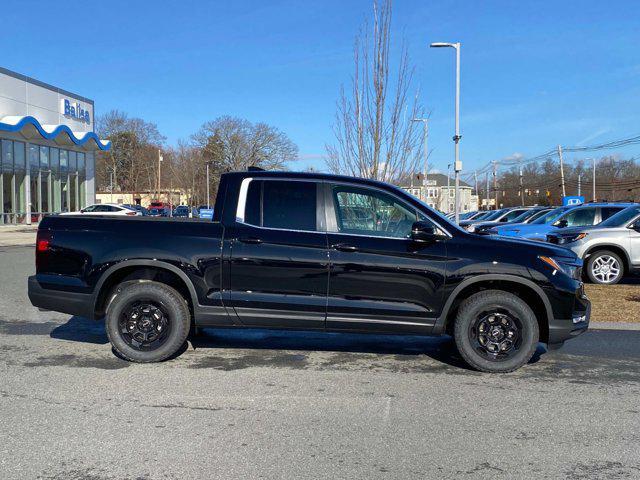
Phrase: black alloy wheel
[
  {"left": 119, "top": 301, "right": 172, "bottom": 351},
  {"left": 469, "top": 310, "right": 523, "bottom": 360}
]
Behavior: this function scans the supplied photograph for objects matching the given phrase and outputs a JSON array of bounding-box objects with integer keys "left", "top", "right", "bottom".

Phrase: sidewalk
[{"left": 0, "top": 225, "right": 37, "bottom": 247}]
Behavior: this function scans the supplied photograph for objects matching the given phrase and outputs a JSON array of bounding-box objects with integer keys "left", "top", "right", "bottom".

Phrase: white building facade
[
  {"left": 0, "top": 67, "right": 110, "bottom": 224},
  {"left": 402, "top": 173, "right": 479, "bottom": 214}
]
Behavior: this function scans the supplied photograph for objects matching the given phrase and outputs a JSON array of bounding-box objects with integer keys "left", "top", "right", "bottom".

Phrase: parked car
[
  {"left": 173, "top": 205, "right": 190, "bottom": 218},
  {"left": 547, "top": 205, "right": 640, "bottom": 284},
  {"left": 59, "top": 204, "right": 141, "bottom": 216},
  {"left": 122, "top": 204, "right": 148, "bottom": 216},
  {"left": 460, "top": 207, "right": 533, "bottom": 232},
  {"left": 472, "top": 207, "right": 552, "bottom": 234},
  {"left": 29, "top": 170, "right": 590, "bottom": 373},
  {"left": 489, "top": 203, "right": 632, "bottom": 241},
  {"left": 147, "top": 207, "right": 169, "bottom": 217}
]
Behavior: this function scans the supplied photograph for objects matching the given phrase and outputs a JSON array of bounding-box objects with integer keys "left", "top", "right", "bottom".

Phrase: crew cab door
[
  {"left": 324, "top": 183, "right": 447, "bottom": 334},
  {"left": 226, "top": 178, "right": 328, "bottom": 329}
]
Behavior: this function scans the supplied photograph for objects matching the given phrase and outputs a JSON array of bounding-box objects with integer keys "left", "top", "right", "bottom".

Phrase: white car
[{"left": 59, "top": 204, "right": 141, "bottom": 216}]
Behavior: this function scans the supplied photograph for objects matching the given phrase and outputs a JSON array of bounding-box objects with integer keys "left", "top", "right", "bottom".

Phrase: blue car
[{"left": 491, "top": 203, "right": 633, "bottom": 241}]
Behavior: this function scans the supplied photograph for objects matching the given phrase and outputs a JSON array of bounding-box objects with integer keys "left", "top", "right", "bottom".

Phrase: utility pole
[
  {"left": 519, "top": 163, "right": 524, "bottom": 206},
  {"left": 592, "top": 158, "right": 596, "bottom": 202},
  {"left": 578, "top": 174, "right": 581, "bottom": 196},
  {"left": 447, "top": 164, "right": 451, "bottom": 213},
  {"left": 430, "top": 42, "right": 462, "bottom": 222},
  {"left": 485, "top": 172, "right": 489, "bottom": 211},
  {"left": 474, "top": 170, "right": 478, "bottom": 196},
  {"left": 206, "top": 162, "right": 211, "bottom": 209},
  {"left": 557, "top": 145, "right": 566, "bottom": 197},
  {"left": 109, "top": 170, "right": 114, "bottom": 204},
  {"left": 492, "top": 161, "right": 498, "bottom": 210},
  {"left": 157, "top": 149, "right": 163, "bottom": 200}
]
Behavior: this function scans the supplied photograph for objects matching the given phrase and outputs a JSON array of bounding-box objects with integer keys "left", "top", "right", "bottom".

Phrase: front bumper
[
  {"left": 28, "top": 275, "right": 95, "bottom": 319},
  {"left": 547, "top": 293, "right": 591, "bottom": 345}
]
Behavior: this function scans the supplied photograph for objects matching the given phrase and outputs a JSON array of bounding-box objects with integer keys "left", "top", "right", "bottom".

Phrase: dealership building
[{"left": 0, "top": 67, "right": 110, "bottom": 224}]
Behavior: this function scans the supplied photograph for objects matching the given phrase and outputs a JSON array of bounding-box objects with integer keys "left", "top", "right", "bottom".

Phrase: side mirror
[
  {"left": 554, "top": 219, "right": 568, "bottom": 228},
  {"left": 411, "top": 221, "right": 442, "bottom": 242},
  {"left": 80, "top": 209, "right": 86, "bottom": 213},
  {"left": 629, "top": 221, "right": 640, "bottom": 232}
]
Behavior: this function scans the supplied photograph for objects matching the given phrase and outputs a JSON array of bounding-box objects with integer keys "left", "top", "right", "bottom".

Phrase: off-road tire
[
  {"left": 105, "top": 281, "right": 191, "bottom": 363},
  {"left": 453, "top": 290, "right": 539, "bottom": 373}
]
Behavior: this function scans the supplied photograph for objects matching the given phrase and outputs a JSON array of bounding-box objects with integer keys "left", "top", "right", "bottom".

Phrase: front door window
[{"left": 331, "top": 185, "right": 419, "bottom": 238}]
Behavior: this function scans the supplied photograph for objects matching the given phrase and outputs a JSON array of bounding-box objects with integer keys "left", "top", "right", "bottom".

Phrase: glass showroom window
[
  {"left": 59, "top": 150, "right": 68, "bottom": 212},
  {"left": 69, "top": 151, "right": 78, "bottom": 212},
  {"left": 77, "top": 152, "right": 86, "bottom": 208},
  {"left": 39, "top": 146, "right": 51, "bottom": 215},
  {"left": 14, "top": 142, "right": 26, "bottom": 223},
  {"left": 1, "top": 140, "right": 14, "bottom": 224},
  {"left": 51, "top": 148, "right": 61, "bottom": 212},
  {"left": 29, "top": 144, "right": 39, "bottom": 221}
]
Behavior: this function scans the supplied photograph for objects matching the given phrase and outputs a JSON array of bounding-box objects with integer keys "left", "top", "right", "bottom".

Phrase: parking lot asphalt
[{"left": 1, "top": 245, "right": 640, "bottom": 480}]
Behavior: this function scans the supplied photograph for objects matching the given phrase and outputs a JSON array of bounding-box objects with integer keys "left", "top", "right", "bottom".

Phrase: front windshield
[
  {"left": 477, "top": 209, "right": 505, "bottom": 221},
  {"left": 475, "top": 211, "right": 492, "bottom": 220},
  {"left": 530, "top": 207, "right": 568, "bottom": 225},
  {"left": 599, "top": 206, "right": 640, "bottom": 228},
  {"left": 511, "top": 209, "right": 538, "bottom": 223},
  {"left": 526, "top": 209, "right": 551, "bottom": 222}
]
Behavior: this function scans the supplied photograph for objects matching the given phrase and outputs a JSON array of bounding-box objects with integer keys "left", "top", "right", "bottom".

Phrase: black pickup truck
[{"left": 28, "top": 170, "right": 590, "bottom": 372}]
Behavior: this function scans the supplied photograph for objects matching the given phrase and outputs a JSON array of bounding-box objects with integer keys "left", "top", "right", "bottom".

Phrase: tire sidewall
[
  {"left": 105, "top": 281, "right": 190, "bottom": 363},
  {"left": 454, "top": 291, "right": 539, "bottom": 373},
  {"left": 586, "top": 250, "right": 624, "bottom": 285}
]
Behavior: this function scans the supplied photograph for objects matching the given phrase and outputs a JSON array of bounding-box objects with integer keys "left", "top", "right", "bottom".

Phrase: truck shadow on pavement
[{"left": 46, "top": 317, "right": 640, "bottom": 379}]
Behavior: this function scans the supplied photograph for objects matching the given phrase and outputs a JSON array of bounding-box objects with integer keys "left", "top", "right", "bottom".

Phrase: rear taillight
[
  {"left": 126, "top": 211, "right": 137, "bottom": 216},
  {"left": 35, "top": 230, "right": 52, "bottom": 271}
]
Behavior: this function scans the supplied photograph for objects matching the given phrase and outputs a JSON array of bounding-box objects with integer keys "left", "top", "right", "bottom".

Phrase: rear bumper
[
  {"left": 547, "top": 296, "right": 591, "bottom": 345},
  {"left": 28, "top": 276, "right": 94, "bottom": 319}
]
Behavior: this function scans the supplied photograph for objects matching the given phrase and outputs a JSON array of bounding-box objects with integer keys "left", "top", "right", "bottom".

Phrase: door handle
[
  {"left": 238, "top": 237, "right": 263, "bottom": 244},
  {"left": 332, "top": 243, "right": 358, "bottom": 252}
]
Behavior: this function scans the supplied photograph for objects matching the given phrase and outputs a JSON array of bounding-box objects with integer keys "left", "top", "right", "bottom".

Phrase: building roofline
[{"left": 0, "top": 66, "right": 94, "bottom": 105}]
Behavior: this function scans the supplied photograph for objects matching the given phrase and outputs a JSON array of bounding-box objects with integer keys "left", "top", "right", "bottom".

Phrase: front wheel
[
  {"left": 105, "top": 281, "right": 191, "bottom": 363},
  {"left": 586, "top": 250, "right": 624, "bottom": 285},
  {"left": 454, "top": 290, "right": 539, "bottom": 373}
]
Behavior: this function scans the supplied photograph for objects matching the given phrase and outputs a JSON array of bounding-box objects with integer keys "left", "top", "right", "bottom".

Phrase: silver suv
[{"left": 546, "top": 205, "right": 640, "bottom": 284}]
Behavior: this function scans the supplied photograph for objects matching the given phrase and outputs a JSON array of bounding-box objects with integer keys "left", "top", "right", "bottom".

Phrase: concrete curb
[{"left": 589, "top": 321, "right": 640, "bottom": 331}]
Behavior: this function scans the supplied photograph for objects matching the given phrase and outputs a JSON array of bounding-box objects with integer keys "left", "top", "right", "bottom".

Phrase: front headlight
[
  {"left": 539, "top": 256, "right": 582, "bottom": 279},
  {"left": 557, "top": 232, "right": 587, "bottom": 245}
]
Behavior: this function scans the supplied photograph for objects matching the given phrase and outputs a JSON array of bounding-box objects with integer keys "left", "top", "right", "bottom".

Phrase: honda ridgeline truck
[{"left": 28, "top": 170, "right": 590, "bottom": 372}]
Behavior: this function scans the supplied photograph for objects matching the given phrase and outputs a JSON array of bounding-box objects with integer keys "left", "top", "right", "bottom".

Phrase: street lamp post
[
  {"left": 411, "top": 118, "right": 429, "bottom": 201},
  {"left": 431, "top": 41, "right": 462, "bottom": 222},
  {"left": 157, "top": 149, "right": 163, "bottom": 200},
  {"left": 206, "top": 162, "right": 211, "bottom": 209}
]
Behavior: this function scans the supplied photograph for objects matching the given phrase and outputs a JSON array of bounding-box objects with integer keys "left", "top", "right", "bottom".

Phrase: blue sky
[{"left": 3, "top": 0, "right": 639, "bottom": 173}]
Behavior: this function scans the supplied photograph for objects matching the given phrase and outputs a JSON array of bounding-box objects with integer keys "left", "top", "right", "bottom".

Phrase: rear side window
[
  {"left": 601, "top": 207, "right": 623, "bottom": 221},
  {"left": 243, "top": 180, "right": 317, "bottom": 231}
]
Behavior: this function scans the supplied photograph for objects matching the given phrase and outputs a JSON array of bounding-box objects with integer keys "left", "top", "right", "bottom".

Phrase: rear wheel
[
  {"left": 454, "top": 290, "right": 539, "bottom": 373},
  {"left": 586, "top": 250, "right": 624, "bottom": 285},
  {"left": 106, "top": 281, "right": 191, "bottom": 363}
]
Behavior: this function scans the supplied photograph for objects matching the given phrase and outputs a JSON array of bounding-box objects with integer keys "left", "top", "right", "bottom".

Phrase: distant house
[{"left": 400, "top": 173, "right": 479, "bottom": 213}]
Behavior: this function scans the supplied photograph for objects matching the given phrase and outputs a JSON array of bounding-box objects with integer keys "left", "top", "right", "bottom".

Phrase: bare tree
[
  {"left": 191, "top": 116, "right": 298, "bottom": 199},
  {"left": 95, "top": 110, "right": 166, "bottom": 192},
  {"left": 325, "top": 0, "right": 424, "bottom": 182},
  {"left": 192, "top": 116, "right": 298, "bottom": 171}
]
